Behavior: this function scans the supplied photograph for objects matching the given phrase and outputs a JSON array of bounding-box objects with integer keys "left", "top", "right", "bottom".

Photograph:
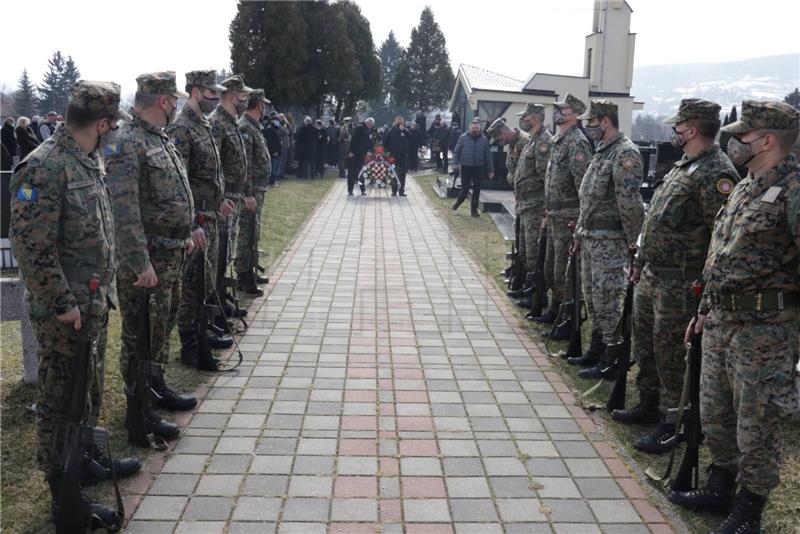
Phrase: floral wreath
[{"left": 358, "top": 145, "right": 399, "bottom": 189}]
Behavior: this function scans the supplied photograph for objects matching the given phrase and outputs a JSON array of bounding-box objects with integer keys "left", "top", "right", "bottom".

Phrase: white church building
[{"left": 449, "top": 0, "right": 643, "bottom": 134}]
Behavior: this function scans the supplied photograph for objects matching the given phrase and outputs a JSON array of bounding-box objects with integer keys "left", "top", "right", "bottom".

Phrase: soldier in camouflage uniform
[
  {"left": 669, "top": 101, "right": 800, "bottom": 534},
  {"left": 209, "top": 75, "right": 252, "bottom": 315},
  {"left": 534, "top": 93, "right": 592, "bottom": 340},
  {"left": 105, "top": 72, "right": 197, "bottom": 446},
  {"left": 165, "top": 70, "right": 235, "bottom": 369},
  {"left": 235, "top": 89, "right": 271, "bottom": 295},
  {"left": 516, "top": 103, "right": 553, "bottom": 314},
  {"left": 9, "top": 81, "right": 139, "bottom": 528},
  {"left": 570, "top": 100, "right": 644, "bottom": 380},
  {"left": 612, "top": 99, "right": 740, "bottom": 455}
]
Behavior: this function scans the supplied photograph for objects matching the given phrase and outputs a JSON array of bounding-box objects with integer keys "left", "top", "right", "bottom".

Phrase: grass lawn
[
  {"left": 415, "top": 171, "right": 800, "bottom": 534},
  {"left": 0, "top": 173, "right": 336, "bottom": 534}
]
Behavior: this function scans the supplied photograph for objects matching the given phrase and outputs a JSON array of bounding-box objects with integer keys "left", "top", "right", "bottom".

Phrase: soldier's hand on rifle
[
  {"left": 570, "top": 239, "right": 581, "bottom": 255},
  {"left": 57, "top": 306, "right": 82, "bottom": 331},
  {"left": 629, "top": 266, "right": 641, "bottom": 284},
  {"left": 684, "top": 314, "right": 706, "bottom": 345},
  {"left": 185, "top": 238, "right": 195, "bottom": 256},
  {"left": 220, "top": 199, "right": 235, "bottom": 218},
  {"left": 191, "top": 227, "right": 207, "bottom": 251},
  {"left": 134, "top": 264, "right": 158, "bottom": 289},
  {"left": 245, "top": 196, "right": 257, "bottom": 212}
]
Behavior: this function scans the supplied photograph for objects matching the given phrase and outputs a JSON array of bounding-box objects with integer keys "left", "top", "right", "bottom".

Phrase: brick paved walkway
[{"left": 126, "top": 178, "right": 674, "bottom": 534}]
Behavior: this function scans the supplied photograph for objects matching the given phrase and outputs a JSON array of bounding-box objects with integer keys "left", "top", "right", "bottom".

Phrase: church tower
[{"left": 584, "top": 0, "right": 636, "bottom": 95}]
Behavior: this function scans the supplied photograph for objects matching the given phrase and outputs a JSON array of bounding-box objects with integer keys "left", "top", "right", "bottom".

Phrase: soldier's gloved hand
[
  {"left": 220, "top": 199, "right": 235, "bottom": 218},
  {"left": 244, "top": 196, "right": 257, "bottom": 212},
  {"left": 57, "top": 306, "right": 82, "bottom": 331},
  {"left": 684, "top": 314, "right": 706, "bottom": 345},
  {"left": 191, "top": 227, "right": 208, "bottom": 251},
  {"left": 134, "top": 265, "right": 158, "bottom": 289}
]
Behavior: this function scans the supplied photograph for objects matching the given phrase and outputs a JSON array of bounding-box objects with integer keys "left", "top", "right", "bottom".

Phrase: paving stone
[
  {"left": 195, "top": 474, "right": 244, "bottom": 497},
  {"left": 488, "top": 476, "right": 538, "bottom": 498},
  {"left": 288, "top": 475, "right": 333, "bottom": 497},
  {"left": 446, "top": 477, "right": 492, "bottom": 498},
  {"left": 148, "top": 474, "right": 199, "bottom": 496},
  {"left": 183, "top": 496, "right": 234, "bottom": 521},
  {"left": 575, "top": 478, "right": 625, "bottom": 499},
  {"left": 542, "top": 498, "right": 596, "bottom": 523},
  {"left": 231, "top": 497, "right": 282, "bottom": 521},
  {"left": 281, "top": 497, "right": 331, "bottom": 522},
  {"left": 242, "top": 474, "right": 288, "bottom": 496},
  {"left": 403, "top": 499, "right": 451, "bottom": 522},
  {"left": 588, "top": 499, "right": 642, "bottom": 523},
  {"left": 449, "top": 498, "right": 499, "bottom": 522},
  {"left": 134, "top": 496, "right": 188, "bottom": 520},
  {"left": 330, "top": 498, "right": 378, "bottom": 521},
  {"left": 496, "top": 498, "right": 547, "bottom": 522}
]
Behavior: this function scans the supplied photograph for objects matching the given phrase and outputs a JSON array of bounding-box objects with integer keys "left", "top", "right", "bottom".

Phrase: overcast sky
[{"left": 1, "top": 0, "right": 798, "bottom": 98}]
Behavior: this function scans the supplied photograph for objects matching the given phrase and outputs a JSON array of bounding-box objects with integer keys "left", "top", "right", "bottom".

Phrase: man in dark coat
[
  {"left": 346, "top": 117, "right": 375, "bottom": 195},
  {"left": 407, "top": 122, "right": 423, "bottom": 171},
  {"left": 326, "top": 120, "right": 339, "bottom": 167},
  {"left": 1, "top": 117, "right": 17, "bottom": 160},
  {"left": 16, "top": 119, "right": 41, "bottom": 160},
  {"left": 314, "top": 119, "right": 328, "bottom": 177},
  {"left": 295, "top": 116, "right": 316, "bottom": 179},
  {"left": 264, "top": 117, "right": 282, "bottom": 186},
  {"left": 383, "top": 116, "right": 410, "bottom": 196},
  {"left": 427, "top": 114, "right": 442, "bottom": 166}
]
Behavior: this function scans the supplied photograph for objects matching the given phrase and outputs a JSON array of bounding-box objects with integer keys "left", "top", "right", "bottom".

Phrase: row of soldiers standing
[
  {"left": 8, "top": 70, "right": 274, "bottom": 530},
  {"left": 488, "top": 93, "right": 799, "bottom": 534}
]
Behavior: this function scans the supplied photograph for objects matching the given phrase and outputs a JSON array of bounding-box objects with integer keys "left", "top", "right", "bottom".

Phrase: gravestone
[{"left": 1, "top": 278, "right": 39, "bottom": 384}]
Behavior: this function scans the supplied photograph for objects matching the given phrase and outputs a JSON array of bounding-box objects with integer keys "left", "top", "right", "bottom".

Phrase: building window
[
  {"left": 477, "top": 101, "right": 511, "bottom": 123},
  {"left": 586, "top": 48, "right": 592, "bottom": 79}
]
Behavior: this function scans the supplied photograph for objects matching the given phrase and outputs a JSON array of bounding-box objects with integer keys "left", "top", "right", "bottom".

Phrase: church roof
[{"left": 459, "top": 64, "right": 525, "bottom": 93}]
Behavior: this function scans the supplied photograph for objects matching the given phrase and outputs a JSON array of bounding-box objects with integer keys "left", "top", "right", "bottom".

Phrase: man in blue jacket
[{"left": 452, "top": 119, "right": 494, "bottom": 217}]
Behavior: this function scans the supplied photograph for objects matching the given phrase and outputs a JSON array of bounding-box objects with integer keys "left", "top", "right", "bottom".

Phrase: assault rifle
[
  {"left": 248, "top": 197, "right": 267, "bottom": 284},
  {"left": 216, "top": 212, "right": 248, "bottom": 331},
  {"left": 648, "top": 281, "right": 703, "bottom": 492},
  {"left": 528, "top": 224, "right": 548, "bottom": 318},
  {"left": 125, "top": 289, "right": 167, "bottom": 450},
  {"left": 56, "top": 275, "right": 123, "bottom": 533},
  {"left": 605, "top": 249, "right": 638, "bottom": 411},
  {"left": 564, "top": 232, "right": 583, "bottom": 360},
  {"left": 506, "top": 218, "right": 525, "bottom": 291}
]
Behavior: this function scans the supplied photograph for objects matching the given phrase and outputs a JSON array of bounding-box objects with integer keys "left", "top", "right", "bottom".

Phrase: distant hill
[{"left": 632, "top": 54, "right": 799, "bottom": 116}]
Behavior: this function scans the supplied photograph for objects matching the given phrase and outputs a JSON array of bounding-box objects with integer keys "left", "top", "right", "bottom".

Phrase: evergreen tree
[
  {"left": 392, "top": 7, "right": 455, "bottom": 112},
  {"left": 332, "top": 1, "right": 380, "bottom": 120},
  {"left": 785, "top": 88, "right": 800, "bottom": 109},
  {"left": 230, "top": 1, "right": 311, "bottom": 109},
  {"left": 38, "top": 51, "right": 79, "bottom": 114},
  {"left": 15, "top": 69, "right": 37, "bottom": 117},
  {"left": 369, "top": 31, "right": 407, "bottom": 125},
  {"left": 216, "top": 69, "right": 230, "bottom": 84}
]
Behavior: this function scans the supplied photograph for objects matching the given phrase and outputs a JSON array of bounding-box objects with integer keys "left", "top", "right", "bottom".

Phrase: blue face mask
[{"left": 272, "top": 120, "right": 280, "bottom": 127}]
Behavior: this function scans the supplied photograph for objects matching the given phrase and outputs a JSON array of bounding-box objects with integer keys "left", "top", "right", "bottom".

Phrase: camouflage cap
[
  {"left": 486, "top": 117, "right": 511, "bottom": 141},
  {"left": 250, "top": 89, "right": 271, "bottom": 104},
  {"left": 577, "top": 99, "right": 618, "bottom": 120},
  {"left": 553, "top": 93, "right": 586, "bottom": 115},
  {"left": 136, "top": 71, "right": 189, "bottom": 98},
  {"left": 69, "top": 80, "right": 132, "bottom": 121},
  {"left": 185, "top": 70, "right": 226, "bottom": 92},
  {"left": 220, "top": 75, "right": 254, "bottom": 94},
  {"left": 516, "top": 102, "right": 546, "bottom": 117},
  {"left": 720, "top": 99, "right": 799, "bottom": 133},
  {"left": 664, "top": 98, "right": 721, "bottom": 124}
]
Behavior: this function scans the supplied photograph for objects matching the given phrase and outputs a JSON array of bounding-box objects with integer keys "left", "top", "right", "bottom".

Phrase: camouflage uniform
[
  {"left": 209, "top": 75, "right": 251, "bottom": 285},
  {"left": 698, "top": 101, "right": 800, "bottom": 496},
  {"left": 8, "top": 81, "right": 127, "bottom": 480},
  {"left": 165, "top": 70, "right": 226, "bottom": 332},
  {"left": 632, "top": 99, "right": 739, "bottom": 414},
  {"left": 515, "top": 121, "right": 552, "bottom": 271},
  {"left": 576, "top": 101, "right": 645, "bottom": 344},
  {"left": 505, "top": 128, "right": 529, "bottom": 181},
  {"left": 104, "top": 72, "right": 193, "bottom": 385},
  {"left": 235, "top": 90, "right": 271, "bottom": 275},
  {"left": 544, "top": 94, "right": 592, "bottom": 305}
]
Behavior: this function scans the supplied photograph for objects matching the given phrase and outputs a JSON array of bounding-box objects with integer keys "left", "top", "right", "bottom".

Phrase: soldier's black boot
[
  {"left": 49, "top": 477, "right": 122, "bottom": 532},
  {"left": 710, "top": 487, "right": 766, "bottom": 534},
  {"left": 255, "top": 273, "right": 269, "bottom": 284},
  {"left": 516, "top": 296, "right": 533, "bottom": 309},
  {"left": 207, "top": 329, "right": 234, "bottom": 349},
  {"left": 152, "top": 369, "right": 197, "bottom": 411},
  {"left": 534, "top": 301, "right": 560, "bottom": 324},
  {"left": 237, "top": 271, "right": 264, "bottom": 297},
  {"left": 452, "top": 196, "right": 465, "bottom": 211},
  {"left": 568, "top": 331, "right": 605, "bottom": 366},
  {"left": 81, "top": 444, "right": 141, "bottom": 486},
  {"left": 125, "top": 394, "right": 179, "bottom": 447},
  {"left": 578, "top": 359, "right": 619, "bottom": 380},
  {"left": 611, "top": 393, "right": 660, "bottom": 425},
  {"left": 470, "top": 207, "right": 480, "bottom": 218},
  {"left": 506, "top": 274, "right": 524, "bottom": 298},
  {"left": 668, "top": 464, "right": 737, "bottom": 511},
  {"left": 633, "top": 422, "right": 678, "bottom": 454},
  {"left": 180, "top": 329, "right": 198, "bottom": 367},
  {"left": 550, "top": 317, "right": 572, "bottom": 341}
]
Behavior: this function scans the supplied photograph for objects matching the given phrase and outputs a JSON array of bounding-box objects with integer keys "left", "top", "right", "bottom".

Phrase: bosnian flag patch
[{"left": 16, "top": 184, "right": 38, "bottom": 201}]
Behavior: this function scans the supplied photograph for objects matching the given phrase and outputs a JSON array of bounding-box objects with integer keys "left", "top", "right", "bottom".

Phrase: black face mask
[{"left": 199, "top": 94, "right": 219, "bottom": 114}]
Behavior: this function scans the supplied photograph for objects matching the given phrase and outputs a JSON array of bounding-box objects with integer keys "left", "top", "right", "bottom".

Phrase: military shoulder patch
[
  {"left": 103, "top": 143, "right": 121, "bottom": 156},
  {"left": 16, "top": 184, "right": 38, "bottom": 201},
  {"left": 716, "top": 177, "right": 735, "bottom": 195},
  {"left": 622, "top": 158, "right": 634, "bottom": 170},
  {"left": 539, "top": 143, "right": 549, "bottom": 153}
]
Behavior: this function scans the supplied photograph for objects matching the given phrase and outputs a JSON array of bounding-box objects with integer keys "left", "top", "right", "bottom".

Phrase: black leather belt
[
  {"left": 546, "top": 199, "right": 579, "bottom": 210},
  {"left": 143, "top": 222, "right": 191, "bottom": 240},
  {"left": 648, "top": 265, "right": 703, "bottom": 281},
  {"left": 711, "top": 290, "right": 800, "bottom": 312}
]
